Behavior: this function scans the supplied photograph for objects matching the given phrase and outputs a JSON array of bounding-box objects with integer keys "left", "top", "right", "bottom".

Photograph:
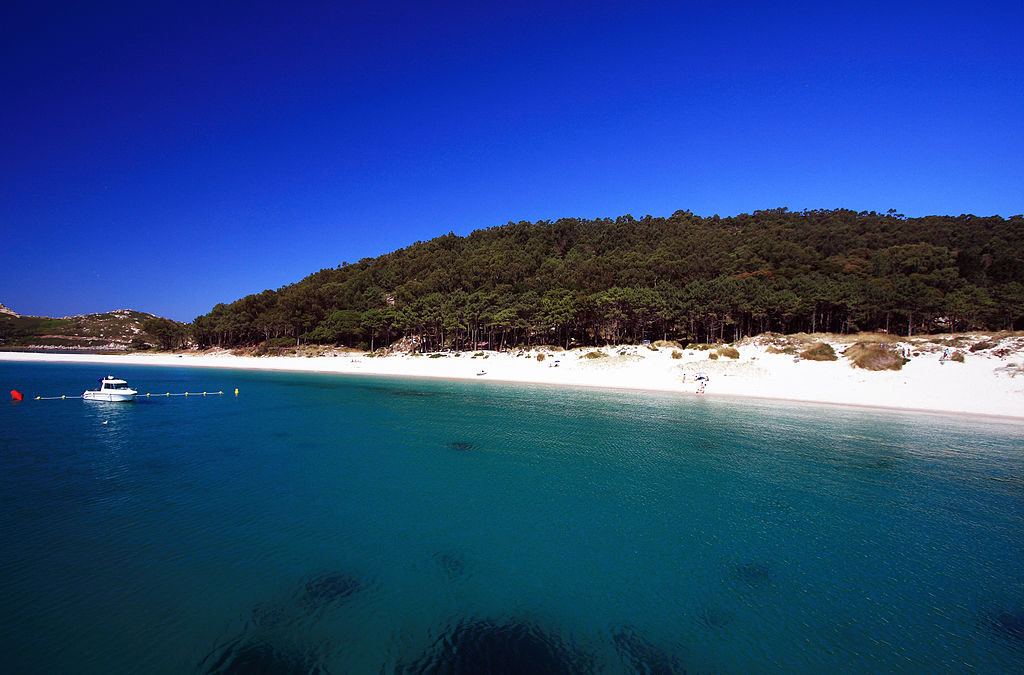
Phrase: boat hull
[{"left": 83, "top": 391, "right": 136, "bottom": 402}]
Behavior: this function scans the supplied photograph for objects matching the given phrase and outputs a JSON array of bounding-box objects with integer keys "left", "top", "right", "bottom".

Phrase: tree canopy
[{"left": 190, "top": 209, "right": 1024, "bottom": 350}]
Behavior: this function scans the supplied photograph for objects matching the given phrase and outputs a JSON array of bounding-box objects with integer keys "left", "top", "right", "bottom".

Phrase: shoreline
[{"left": 4, "top": 338, "right": 1024, "bottom": 421}]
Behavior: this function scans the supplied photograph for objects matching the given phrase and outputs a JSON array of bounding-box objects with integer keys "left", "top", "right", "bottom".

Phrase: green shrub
[
  {"left": 428, "top": 353, "right": 445, "bottom": 359},
  {"left": 766, "top": 345, "right": 796, "bottom": 355},
  {"left": 536, "top": 353, "right": 546, "bottom": 362},
  {"left": 950, "top": 351, "right": 965, "bottom": 362},
  {"left": 708, "top": 352, "right": 719, "bottom": 360},
  {"left": 671, "top": 350, "right": 682, "bottom": 359},
  {"left": 717, "top": 346, "right": 740, "bottom": 359},
  {"left": 256, "top": 337, "right": 295, "bottom": 355},
  {"left": 261, "top": 337, "right": 294, "bottom": 349},
  {"left": 970, "top": 340, "right": 997, "bottom": 352},
  {"left": 583, "top": 350, "right": 608, "bottom": 359},
  {"left": 845, "top": 343, "right": 906, "bottom": 370},
  {"left": 800, "top": 342, "right": 837, "bottom": 361},
  {"left": 686, "top": 343, "right": 715, "bottom": 350}
]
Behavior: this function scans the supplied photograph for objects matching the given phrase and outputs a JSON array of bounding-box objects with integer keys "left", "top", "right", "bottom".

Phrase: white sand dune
[{"left": 4, "top": 338, "right": 1023, "bottom": 419}]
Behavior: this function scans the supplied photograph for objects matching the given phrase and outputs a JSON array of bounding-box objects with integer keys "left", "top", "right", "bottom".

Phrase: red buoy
[{"left": 11, "top": 390, "right": 24, "bottom": 401}]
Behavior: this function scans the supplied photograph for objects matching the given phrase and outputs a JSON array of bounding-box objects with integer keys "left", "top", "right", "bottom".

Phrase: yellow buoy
[{"left": 234, "top": 388, "right": 239, "bottom": 396}]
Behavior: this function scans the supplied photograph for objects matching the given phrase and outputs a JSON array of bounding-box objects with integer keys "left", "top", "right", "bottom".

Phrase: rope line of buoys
[{"left": 20, "top": 391, "right": 227, "bottom": 401}]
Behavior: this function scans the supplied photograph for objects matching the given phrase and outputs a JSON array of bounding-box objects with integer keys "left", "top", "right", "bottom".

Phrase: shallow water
[{"left": 1, "top": 361, "right": 1023, "bottom": 673}]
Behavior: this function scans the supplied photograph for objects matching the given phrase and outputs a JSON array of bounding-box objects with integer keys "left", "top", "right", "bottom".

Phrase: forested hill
[{"left": 192, "top": 209, "right": 1024, "bottom": 351}]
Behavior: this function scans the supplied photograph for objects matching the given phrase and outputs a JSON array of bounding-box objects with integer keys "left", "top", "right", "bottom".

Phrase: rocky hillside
[{"left": 0, "top": 307, "right": 168, "bottom": 351}]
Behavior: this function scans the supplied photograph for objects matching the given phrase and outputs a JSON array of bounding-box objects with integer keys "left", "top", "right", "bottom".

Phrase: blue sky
[{"left": 2, "top": 1, "right": 1021, "bottom": 322}]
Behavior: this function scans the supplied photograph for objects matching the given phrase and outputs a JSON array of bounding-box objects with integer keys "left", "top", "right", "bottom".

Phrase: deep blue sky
[{"left": 3, "top": 1, "right": 1021, "bottom": 322}]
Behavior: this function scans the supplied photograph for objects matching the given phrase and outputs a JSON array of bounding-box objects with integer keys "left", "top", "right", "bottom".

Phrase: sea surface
[{"left": 2, "top": 361, "right": 1024, "bottom": 673}]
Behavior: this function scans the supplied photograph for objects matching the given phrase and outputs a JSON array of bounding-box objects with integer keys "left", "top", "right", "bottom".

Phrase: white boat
[{"left": 83, "top": 376, "right": 138, "bottom": 402}]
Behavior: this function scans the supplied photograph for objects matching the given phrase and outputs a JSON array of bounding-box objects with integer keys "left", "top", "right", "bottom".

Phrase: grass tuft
[
  {"left": 844, "top": 343, "right": 907, "bottom": 370},
  {"left": 799, "top": 342, "right": 838, "bottom": 361}
]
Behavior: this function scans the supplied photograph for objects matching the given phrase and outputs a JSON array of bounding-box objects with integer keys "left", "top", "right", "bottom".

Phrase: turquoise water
[{"left": 2, "top": 361, "right": 1024, "bottom": 673}]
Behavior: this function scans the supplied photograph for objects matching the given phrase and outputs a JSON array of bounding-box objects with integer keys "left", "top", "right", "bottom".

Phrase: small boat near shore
[{"left": 83, "top": 376, "right": 137, "bottom": 402}]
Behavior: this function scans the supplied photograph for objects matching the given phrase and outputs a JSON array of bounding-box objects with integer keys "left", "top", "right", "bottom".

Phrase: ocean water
[{"left": 1, "top": 361, "right": 1023, "bottom": 674}]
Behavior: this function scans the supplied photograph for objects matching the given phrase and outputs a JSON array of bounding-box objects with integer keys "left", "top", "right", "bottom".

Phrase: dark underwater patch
[
  {"left": 735, "top": 562, "right": 773, "bottom": 589},
  {"left": 983, "top": 608, "right": 1024, "bottom": 642},
  {"left": 399, "top": 618, "right": 586, "bottom": 674},
  {"left": 696, "top": 603, "right": 733, "bottom": 632},
  {"left": 611, "top": 626, "right": 684, "bottom": 675},
  {"left": 250, "top": 601, "right": 291, "bottom": 629},
  {"left": 300, "top": 571, "right": 365, "bottom": 611},
  {"left": 449, "top": 441, "right": 475, "bottom": 452},
  {"left": 200, "top": 637, "right": 320, "bottom": 674},
  {"left": 433, "top": 550, "right": 466, "bottom": 580},
  {"left": 391, "top": 389, "right": 436, "bottom": 398}
]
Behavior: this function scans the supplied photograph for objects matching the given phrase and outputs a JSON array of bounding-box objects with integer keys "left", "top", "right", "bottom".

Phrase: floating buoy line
[{"left": 12, "top": 389, "right": 237, "bottom": 401}]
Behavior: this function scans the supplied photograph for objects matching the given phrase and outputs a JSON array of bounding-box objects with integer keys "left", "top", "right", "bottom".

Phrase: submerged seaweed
[
  {"left": 400, "top": 618, "right": 585, "bottom": 674},
  {"left": 449, "top": 441, "right": 475, "bottom": 452},
  {"left": 391, "top": 389, "right": 435, "bottom": 398},
  {"left": 859, "top": 457, "right": 898, "bottom": 470},
  {"left": 735, "top": 562, "right": 773, "bottom": 589},
  {"left": 611, "top": 626, "right": 684, "bottom": 675},
  {"left": 250, "top": 601, "right": 291, "bottom": 629},
  {"left": 200, "top": 637, "right": 320, "bottom": 674},
  {"left": 300, "top": 571, "right": 365, "bottom": 611},
  {"left": 433, "top": 550, "right": 466, "bottom": 580},
  {"left": 984, "top": 608, "right": 1024, "bottom": 642},
  {"left": 696, "top": 603, "right": 733, "bottom": 632}
]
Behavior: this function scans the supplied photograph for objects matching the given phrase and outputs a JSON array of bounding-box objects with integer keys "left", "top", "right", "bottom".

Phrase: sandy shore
[{"left": 4, "top": 337, "right": 1024, "bottom": 420}]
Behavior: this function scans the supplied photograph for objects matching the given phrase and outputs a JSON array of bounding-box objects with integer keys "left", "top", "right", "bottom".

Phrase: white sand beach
[{"left": 4, "top": 335, "right": 1024, "bottom": 420}]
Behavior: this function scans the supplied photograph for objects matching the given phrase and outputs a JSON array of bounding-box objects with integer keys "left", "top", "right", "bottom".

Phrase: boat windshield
[{"left": 103, "top": 382, "right": 131, "bottom": 389}]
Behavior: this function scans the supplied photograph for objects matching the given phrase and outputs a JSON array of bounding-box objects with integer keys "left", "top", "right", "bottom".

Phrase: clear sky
[{"left": 2, "top": 1, "right": 1021, "bottom": 322}]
